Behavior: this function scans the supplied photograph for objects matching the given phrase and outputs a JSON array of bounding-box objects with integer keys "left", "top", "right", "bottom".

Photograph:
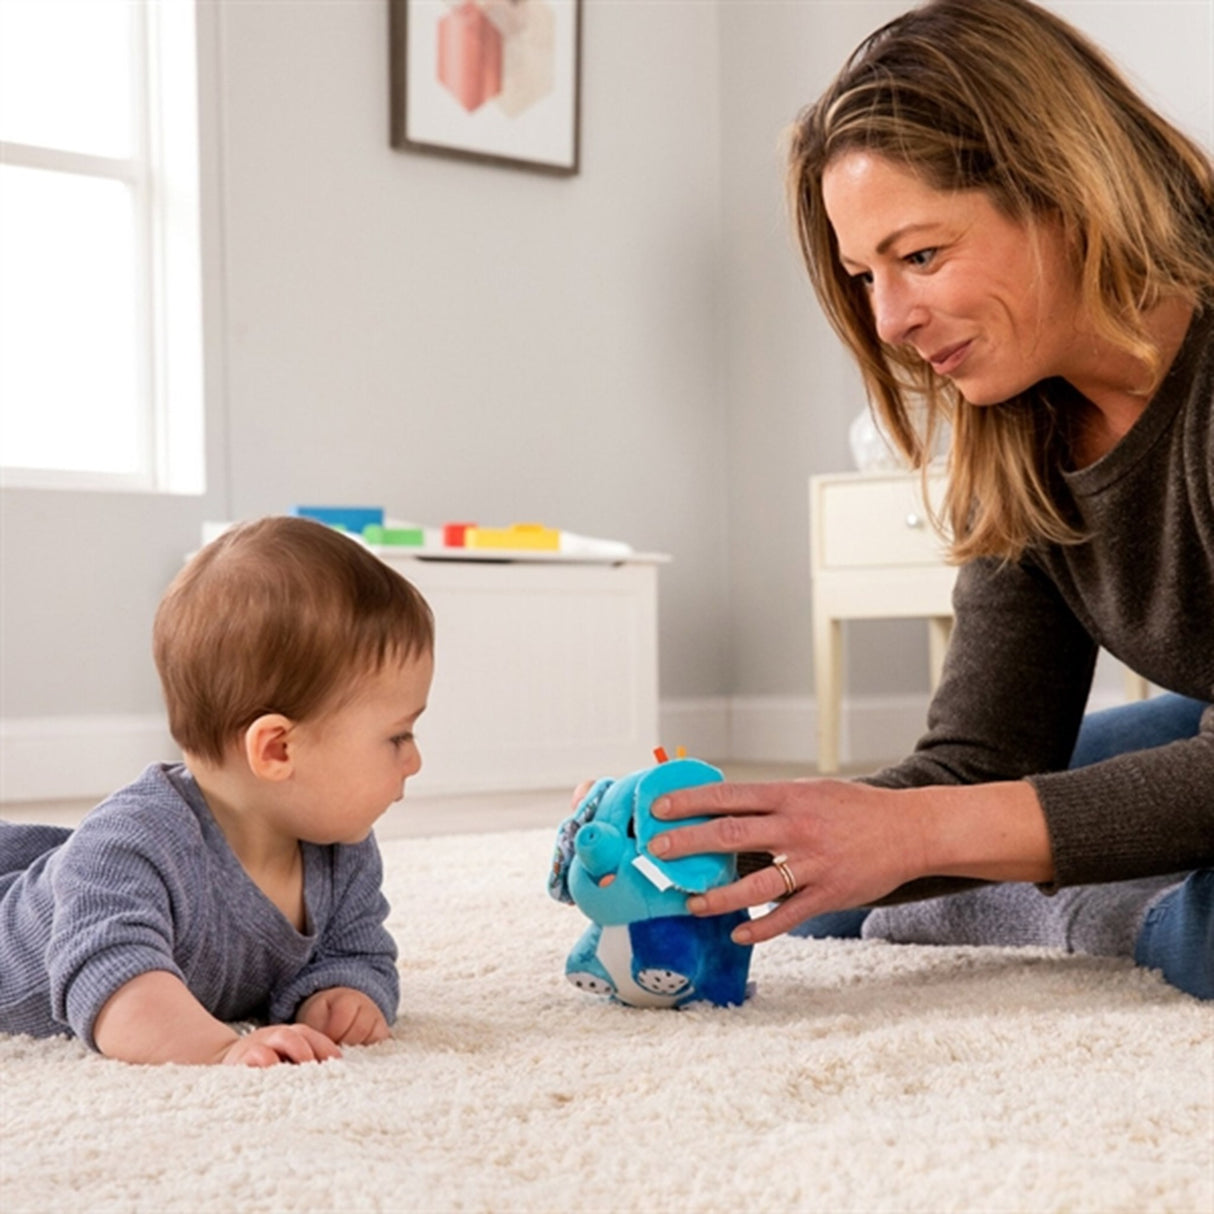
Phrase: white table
[{"left": 374, "top": 548, "right": 668, "bottom": 793}]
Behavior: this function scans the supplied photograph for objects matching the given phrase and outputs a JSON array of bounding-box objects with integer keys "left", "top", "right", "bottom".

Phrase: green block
[{"left": 363, "top": 524, "right": 424, "bottom": 547}]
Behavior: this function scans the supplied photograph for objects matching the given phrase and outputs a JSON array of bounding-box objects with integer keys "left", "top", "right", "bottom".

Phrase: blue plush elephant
[{"left": 548, "top": 757, "right": 753, "bottom": 1008}]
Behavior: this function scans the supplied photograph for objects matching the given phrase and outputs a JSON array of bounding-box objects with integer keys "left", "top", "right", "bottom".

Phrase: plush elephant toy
[{"left": 547, "top": 756, "right": 753, "bottom": 1008}]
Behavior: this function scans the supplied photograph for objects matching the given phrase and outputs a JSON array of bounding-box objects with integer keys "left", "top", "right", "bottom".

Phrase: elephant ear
[
  {"left": 547, "top": 778, "right": 613, "bottom": 904},
  {"left": 633, "top": 759, "right": 735, "bottom": 895}
]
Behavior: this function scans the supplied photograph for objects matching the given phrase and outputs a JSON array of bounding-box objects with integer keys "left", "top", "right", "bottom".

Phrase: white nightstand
[
  {"left": 810, "top": 471, "right": 954, "bottom": 773},
  {"left": 809, "top": 470, "right": 1149, "bottom": 773}
]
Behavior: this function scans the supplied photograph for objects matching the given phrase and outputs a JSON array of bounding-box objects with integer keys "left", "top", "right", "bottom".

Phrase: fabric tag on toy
[{"left": 631, "top": 853, "right": 674, "bottom": 891}]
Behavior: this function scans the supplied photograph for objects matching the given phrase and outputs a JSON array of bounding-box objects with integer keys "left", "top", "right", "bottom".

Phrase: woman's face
[{"left": 821, "top": 151, "right": 1081, "bottom": 405}]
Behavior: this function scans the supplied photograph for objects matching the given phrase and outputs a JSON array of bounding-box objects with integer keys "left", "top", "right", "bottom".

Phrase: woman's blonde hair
[
  {"left": 788, "top": 0, "right": 1214, "bottom": 561},
  {"left": 154, "top": 516, "right": 434, "bottom": 763}
]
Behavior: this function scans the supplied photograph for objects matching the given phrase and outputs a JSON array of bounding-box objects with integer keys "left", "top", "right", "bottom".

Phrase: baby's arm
[
  {"left": 295, "top": 986, "right": 390, "bottom": 1045},
  {"left": 271, "top": 838, "right": 400, "bottom": 1033},
  {"left": 93, "top": 971, "right": 342, "bottom": 1066}
]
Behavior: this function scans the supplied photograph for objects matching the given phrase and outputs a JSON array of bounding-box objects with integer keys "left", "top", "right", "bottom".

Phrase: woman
[{"left": 647, "top": 0, "right": 1213, "bottom": 997}]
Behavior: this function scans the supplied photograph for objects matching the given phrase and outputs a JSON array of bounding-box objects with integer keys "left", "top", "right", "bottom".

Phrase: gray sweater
[
  {"left": 868, "top": 304, "right": 1213, "bottom": 890},
  {"left": 0, "top": 763, "right": 399, "bottom": 1048}
]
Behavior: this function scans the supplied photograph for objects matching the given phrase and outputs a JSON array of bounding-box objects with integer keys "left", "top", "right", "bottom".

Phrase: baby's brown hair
[{"left": 154, "top": 516, "right": 434, "bottom": 763}]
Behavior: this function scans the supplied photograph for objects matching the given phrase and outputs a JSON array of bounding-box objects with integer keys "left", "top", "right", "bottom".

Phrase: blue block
[{"left": 290, "top": 506, "right": 384, "bottom": 533}]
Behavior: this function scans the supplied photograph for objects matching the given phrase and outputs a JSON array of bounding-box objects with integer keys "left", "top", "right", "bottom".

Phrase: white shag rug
[{"left": 2, "top": 827, "right": 1211, "bottom": 1214}]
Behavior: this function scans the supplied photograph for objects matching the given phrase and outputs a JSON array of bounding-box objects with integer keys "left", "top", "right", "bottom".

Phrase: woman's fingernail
[
  {"left": 652, "top": 797, "right": 670, "bottom": 818},
  {"left": 649, "top": 834, "right": 670, "bottom": 856},
  {"left": 686, "top": 896, "right": 706, "bottom": 914},
  {"left": 732, "top": 926, "right": 753, "bottom": 945}
]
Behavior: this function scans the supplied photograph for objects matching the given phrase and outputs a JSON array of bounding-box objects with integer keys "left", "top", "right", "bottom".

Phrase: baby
[{"left": 0, "top": 516, "right": 433, "bottom": 1066}]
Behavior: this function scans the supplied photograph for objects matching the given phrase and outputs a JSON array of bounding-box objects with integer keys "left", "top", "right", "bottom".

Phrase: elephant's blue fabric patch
[{"left": 633, "top": 761, "right": 735, "bottom": 895}]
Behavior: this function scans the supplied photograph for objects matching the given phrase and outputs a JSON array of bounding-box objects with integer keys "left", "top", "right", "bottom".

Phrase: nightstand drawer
[{"left": 816, "top": 474, "right": 949, "bottom": 569}]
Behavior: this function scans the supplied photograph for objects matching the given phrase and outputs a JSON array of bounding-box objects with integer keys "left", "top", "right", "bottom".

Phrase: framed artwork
[{"left": 389, "top": 0, "right": 582, "bottom": 177}]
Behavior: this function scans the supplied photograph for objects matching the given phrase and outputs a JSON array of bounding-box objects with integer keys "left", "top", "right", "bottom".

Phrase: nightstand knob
[{"left": 905, "top": 512, "right": 924, "bottom": 529}]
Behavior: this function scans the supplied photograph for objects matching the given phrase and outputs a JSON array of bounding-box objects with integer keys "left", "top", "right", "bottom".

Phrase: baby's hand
[
  {"left": 570, "top": 779, "right": 596, "bottom": 809},
  {"left": 219, "top": 1023, "right": 342, "bottom": 1068},
  {"left": 296, "top": 987, "right": 390, "bottom": 1046}
]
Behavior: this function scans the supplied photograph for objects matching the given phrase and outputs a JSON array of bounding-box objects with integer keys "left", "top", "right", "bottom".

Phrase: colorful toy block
[
  {"left": 362, "top": 524, "right": 424, "bottom": 547},
  {"left": 467, "top": 523, "right": 560, "bottom": 551},
  {"left": 442, "top": 522, "right": 477, "bottom": 547},
  {"left": 290, "top": 506, "right": 384, "bottom": 533}
]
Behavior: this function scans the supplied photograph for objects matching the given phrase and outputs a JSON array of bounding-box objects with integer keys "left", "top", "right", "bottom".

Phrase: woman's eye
[
  {"left": 904, "top": 248, "right": 936, "bottom": 268},
  {"left": 850, "top": 270, "right": 874, "bottom": 289}
]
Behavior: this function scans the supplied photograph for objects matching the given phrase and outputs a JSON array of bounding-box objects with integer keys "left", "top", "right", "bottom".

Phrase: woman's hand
[
  {"left": 648, "top": 779, "right": 927, "bottom": 944},
  {"left": 648, "top": 777, "right": 1053, "bottom": 945}
]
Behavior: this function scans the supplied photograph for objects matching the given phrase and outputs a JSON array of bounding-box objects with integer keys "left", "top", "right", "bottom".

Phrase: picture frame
[{"left": 389, "top": 0, "right": 582, "bottom": 177}]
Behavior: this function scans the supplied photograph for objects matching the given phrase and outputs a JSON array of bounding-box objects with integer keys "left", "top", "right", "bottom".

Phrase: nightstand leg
[
  {"left": 1123, "top": 667, "right": 1150, "bottom": 701},
  {"left": 814, "top": 612, "right": 843, "bottom": 773},
  {"left": 927, "top": 616, "right": 953, "bottom": 691}
]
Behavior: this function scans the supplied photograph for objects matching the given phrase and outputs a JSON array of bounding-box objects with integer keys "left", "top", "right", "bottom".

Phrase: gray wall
[
  {"left": 719, "top": 0, "right": 908, "bottom": 698},
  {"left": 2, "top": 0, "right": 1210, "bottom": 757},
  {"left": 1, "top": 0, "right": 731, "bottom": 726}
]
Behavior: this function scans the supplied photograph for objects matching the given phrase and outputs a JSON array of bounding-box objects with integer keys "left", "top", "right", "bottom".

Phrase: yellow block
[{"left": 467, "top": 523, "right": 560, "bottom": 551}]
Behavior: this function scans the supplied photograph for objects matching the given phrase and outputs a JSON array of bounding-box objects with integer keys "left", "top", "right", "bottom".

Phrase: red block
[{"left": 443, "top": 522, "right": 477, "bottom": 547}]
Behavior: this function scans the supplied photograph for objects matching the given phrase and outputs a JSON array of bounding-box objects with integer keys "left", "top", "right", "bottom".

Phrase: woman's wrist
[{"left": 906, "top": 780, "right": 1055, "bottom": 885}]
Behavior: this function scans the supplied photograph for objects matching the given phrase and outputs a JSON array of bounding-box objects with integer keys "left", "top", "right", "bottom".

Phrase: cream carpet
[{"left": 2, "top": 827, "right": 1211, "bottom": 1214}]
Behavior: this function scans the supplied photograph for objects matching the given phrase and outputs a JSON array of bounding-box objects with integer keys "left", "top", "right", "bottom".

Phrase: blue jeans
[
  {"left": 793, "top": 694, "right": 1212, "bottom": 999},
  {"left": 1077, "top": 696, "right": 1211, "bottom": 999}
]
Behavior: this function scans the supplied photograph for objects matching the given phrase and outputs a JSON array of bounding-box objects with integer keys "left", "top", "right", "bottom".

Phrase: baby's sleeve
[
  {"left": 47, "top": 816, "right": 185, "bottom": 1049},
  {"left": 269, "top": 836, "right": 399, "bottom": 1026}
]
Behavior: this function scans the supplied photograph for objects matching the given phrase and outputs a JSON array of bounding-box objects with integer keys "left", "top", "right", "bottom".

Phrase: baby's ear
[{"left": 243, "top": 714, "right": 295, "bottom": 780}]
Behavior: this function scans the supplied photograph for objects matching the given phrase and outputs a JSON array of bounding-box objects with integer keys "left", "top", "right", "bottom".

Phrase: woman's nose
[{"left": 871, "top": 278, "right": 924, "bottom": 347}]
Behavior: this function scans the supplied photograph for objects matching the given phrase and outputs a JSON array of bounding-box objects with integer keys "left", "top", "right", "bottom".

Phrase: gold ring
[{"left": 770, "top": 853, "right": 796, "bottom": 897}]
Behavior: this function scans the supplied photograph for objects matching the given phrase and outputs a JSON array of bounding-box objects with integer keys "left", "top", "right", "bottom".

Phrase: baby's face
[{"left": 278, "top": 650, "right": 433, "bottom": 845}]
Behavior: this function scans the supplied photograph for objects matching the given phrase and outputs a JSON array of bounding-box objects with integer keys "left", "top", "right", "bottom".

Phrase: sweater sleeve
[
  {"left": 865, "top": 557, "right": 1214, "bottom": 890},
  {"left": 269, "top": 835, "right": 399, "bottom": 1025},
  {"left": 1026, "top": 710, "right": 1214, "bottom": 887},
  {"left": 47, "top": 815, "right": 186, "bottom": 1049}
]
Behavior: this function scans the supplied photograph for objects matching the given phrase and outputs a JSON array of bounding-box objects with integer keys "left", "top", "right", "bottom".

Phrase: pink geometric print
[
  {"left": 437, "top": 1, "right": 503, "bottom": 113},
  {"left": 437, "top": 0, "right": 556, "bottom": 117}
]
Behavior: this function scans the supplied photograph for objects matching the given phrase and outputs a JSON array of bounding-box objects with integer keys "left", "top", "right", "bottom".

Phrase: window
[{"left": 0, "top": 0, "right": 203, "bottom": 493}]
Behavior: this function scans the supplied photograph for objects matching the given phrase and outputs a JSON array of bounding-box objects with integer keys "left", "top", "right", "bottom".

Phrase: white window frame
[{"left": 0, "top": 0, "right": 204, "bottom": 495}]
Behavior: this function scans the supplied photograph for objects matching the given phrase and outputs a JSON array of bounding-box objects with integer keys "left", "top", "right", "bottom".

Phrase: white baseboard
[
  {"left": 661, "top": 693, "right": 931, "bottom": 768},
  {"left": 0, "top": 699, "right": 924, "bottom": 803},
  {"left": 657, "top": 696, "right": 732, "bottom": 760},
  {"left": 729, "top": 695, "right": 818, "bottom": 763},
  {"left": 664, "top": 680, "right": 1149, "bottom": 770},
  {"left": 0, "top": 683, "right": 1153, "bottom": 803},
  {"left": 0, "top": 715, "right": 180, "bottom": 804}
]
